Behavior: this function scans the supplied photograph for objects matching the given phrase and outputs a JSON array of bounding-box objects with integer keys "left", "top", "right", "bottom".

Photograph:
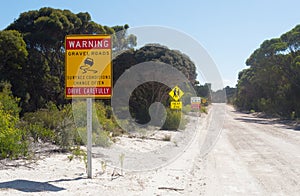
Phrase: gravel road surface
[
  {"left": 1, "top": 104, "right": 299, "bottom": 195},
  {"left": 187, "top": 104, "right": 300, "bottom": 195}
]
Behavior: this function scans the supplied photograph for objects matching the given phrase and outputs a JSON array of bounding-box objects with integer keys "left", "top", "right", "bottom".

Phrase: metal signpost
[
  {"left": 65, "top": 35, "right": 112, "bottom": 178},
  {"left": 87, "top": 98, "right": 92, "bottom": 178}
]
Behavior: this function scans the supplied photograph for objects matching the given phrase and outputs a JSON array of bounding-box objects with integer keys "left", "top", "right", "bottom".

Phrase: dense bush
[
  {"left": 235, "top": 25, "right": 300, "bottom": 117},
  {"left": 0, "top": 82, "right": 21, "bottom": 117},
  {"left": 72, "top": 101, "right": 121, "bottom": 147},
  {"left": 0, "top": 105, "right": 28, "bottom": 158},
  {"left": 0, "top": 84, "right": 27, "bottom": 159},
  {"left": 162, "top": 109, "right": 186, "bottom": 130},
  {"left": 182, "top": 105, "right": 191, "bottom": 114},
  {"left": 22, "top": 123, "right": 54, "bottom": 143},
  {"left": 22, "top": 103, "right": 81, "bottom": 150}
]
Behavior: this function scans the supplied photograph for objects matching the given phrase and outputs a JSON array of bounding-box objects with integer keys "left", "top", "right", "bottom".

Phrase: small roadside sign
[
  {"left": 170, "top": 101, "right": 182, "bottom": 109},
  {"left": 191, "top": 97, "right": 201, "bottom": 104},
  {"left": 169, "top": 86, "right": 184, "bottom": 101},
  {"left": 191, "top": 97, "right": 201, "bottom": 109}
]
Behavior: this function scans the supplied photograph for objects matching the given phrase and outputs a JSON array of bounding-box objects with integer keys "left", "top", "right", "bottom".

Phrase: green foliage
[
  {"left": 24, "top": 103, "right": 60, "bottom": 130},
  {"left": 23, "top": 123, "right": 54, "bottom": 143},
  {"left": 224, "top": 86, "right": 237, "bottom": 104},
  {"left": 72, "top": 100, "right": 120, "bottom": 147},
  {"left": 291, "top": 111, "right": 296, "bottom": 120},
  {"left": 250, "top": 109, "right": 256, "bottom": 113},
  {"left": 0, "top": 81, "right": 21, "bottom": 117},
  {"left": 6, "top": 8, "right": 106, "bottom": 111},
  {"left": 112, "top": 24, "right": 137, "bottom": 52},
  {"left": 0, "top": 84, "right": 28, "bottom": 159},
  {"left": 4, "top": 7, "right": 135, "bottom": 112},
  {"left": 129, "top": 82, "right": 170, "bottom": 124},
  {"left": 68, "top": 146, "right": 87, "bottom": 170},
  {"left": 0, "top": 7, "right": 139, "bottom": 158},
  {"left": 95, "top": 101, "right": 119, "bottom": 133},
  {"left": 113, "top": 45, "right": 197, "bottom": 125},
  {"left": 22, "top": 103, "right": 80, "bottom": 150},
  {"left": 200, "top": 106, "right": 208, "bottom": 114},
  {"left": 0, "top": 104, "right": 27, "bottom": 159},
  {"left": 113, "top": 44, "right": 197, "bottom": 85},
  {"left": 194, "top": 83, "right": 211, "bottom": 98},
  {"left": 93, "top": 130, "right": 112, "bottom": 147},
  {"left": 182, "top": 105, "right": 191, "bottom": 114},
  {"left": 0, "top": 30, "right": 28, "bottom": 104},
  {"left": 162, "top": 109, "right": 185, "bottom": 130},
  {"left": 235, "top": 24, "right": 300, "bottom": 117}
]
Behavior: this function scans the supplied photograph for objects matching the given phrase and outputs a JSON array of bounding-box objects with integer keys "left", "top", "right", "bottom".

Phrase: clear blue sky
[{"left": 1, "top": 0, "right": 300, "bottom": 87}]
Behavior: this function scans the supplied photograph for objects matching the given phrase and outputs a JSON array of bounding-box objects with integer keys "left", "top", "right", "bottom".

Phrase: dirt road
[
  {"left": 0, "top": 104, "right": 299, "bottom": 195},
  {"left": 187, "top": 104, "right": 300, "bottom": 195}
]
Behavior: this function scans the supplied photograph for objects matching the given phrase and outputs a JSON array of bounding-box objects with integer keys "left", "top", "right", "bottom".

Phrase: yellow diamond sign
[{"left": 169, "top": 86, "right": 184, "bottom": 101}]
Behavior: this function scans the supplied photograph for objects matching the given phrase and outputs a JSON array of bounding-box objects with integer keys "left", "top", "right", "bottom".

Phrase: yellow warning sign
[
  {"left": 169, "top": 86, "right": 184, "bottom": 101},
  {"left": 65, "top": 35, "right": 112, "bottom": 99},
  {"left": 170, "top": 101, "right": 182, "bottom": 109}
]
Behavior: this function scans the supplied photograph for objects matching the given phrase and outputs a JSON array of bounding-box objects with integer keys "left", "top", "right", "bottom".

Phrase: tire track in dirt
[
  {"left": 224, "top": 105, "right": 300, "bottom": 195},
  {"left": 188, "top": 104, "right": 300, "bottom": 195}
]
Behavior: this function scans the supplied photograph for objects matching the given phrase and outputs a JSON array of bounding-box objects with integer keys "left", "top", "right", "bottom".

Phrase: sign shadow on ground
[{"left": 0, "top": 177, "right": 83, "bottom": 193}]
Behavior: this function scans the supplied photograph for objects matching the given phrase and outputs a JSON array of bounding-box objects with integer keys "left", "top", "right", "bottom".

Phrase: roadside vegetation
[
  {"left": 234, "top": 25, "right": 300, "bottom": 120},
  {"left": 210, "top": 25, "right": 300, "bottom": 123},
  {"left": 0, "top": 7, "right": 210, "bottom": 160}
]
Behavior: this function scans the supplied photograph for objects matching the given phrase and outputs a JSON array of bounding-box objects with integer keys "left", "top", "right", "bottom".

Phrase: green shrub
[
  {"left": 68, "top": 146, "right": 87, "bottom": 170},
  {"left": 200, "top": 106, "right": 208, "bottom": 114},
  {"left": 16, "top": 100, "right": 120, "bottom": 151},
  {"left": 76, "top": 127, "right": 87, "bottom": 144},
  {"left": 23, "top": 102, "right": 64, "bottom": 130},
  {"left": 0, "top": 83, "right": 27, "bottom": 159},
  {"left": 77, "top": 127, "right": 112, "bottom": 148},
  {"left": 95, "top": 101, "right": 121, "bottom": 134},
  {"left": 0, "top": 81, "right": 21, "bottom": 117},
  {"left": 58, "top": 104, "right": 82, "bottom": 149},
  {"left": 182, "top": 105, "right": 191, "bottom": 114},
  {"left": 72, "top": 100, "right": 105, "bottom": 131},
  {"left": 22, "top": 103, "right": 80, "bottom": 150},
  {"left": 23, "top": 123, "right": 54, "bottom": 142},
  {"left": 93, "top": 130, "right": 112, "bottom": 147},
  {"left": 0, "top": 105, "right": 27, "bottom": 159},
  {"left": 72, "top": 101, "right": 121, "bottom": 147},
  {"left": 162, "top": 109, "right": 185, "bottom": 130},
  {"left": 291, "top": 111, "right": 296, "bottom": 120}
]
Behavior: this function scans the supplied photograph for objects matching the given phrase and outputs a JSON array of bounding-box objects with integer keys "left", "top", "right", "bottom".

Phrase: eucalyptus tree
[
  {"left": 236, "top": 25, "right": 300, "bottom": 117},
  {"left": 6, "top": 7, "right": 135, "bottom": 111}
]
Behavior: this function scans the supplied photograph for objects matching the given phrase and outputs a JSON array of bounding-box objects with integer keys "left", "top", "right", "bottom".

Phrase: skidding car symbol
[{"left": 80, "top": 57, "right": 97, "bottom": 74}]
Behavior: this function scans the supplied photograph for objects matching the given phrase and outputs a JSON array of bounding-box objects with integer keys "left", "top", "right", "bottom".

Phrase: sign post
[
  {"left": 87, "top": 98, "right": 92, "bottom": 178},
  {"left": 65, "top": 35, "right": 112, "bottom": 178}
]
